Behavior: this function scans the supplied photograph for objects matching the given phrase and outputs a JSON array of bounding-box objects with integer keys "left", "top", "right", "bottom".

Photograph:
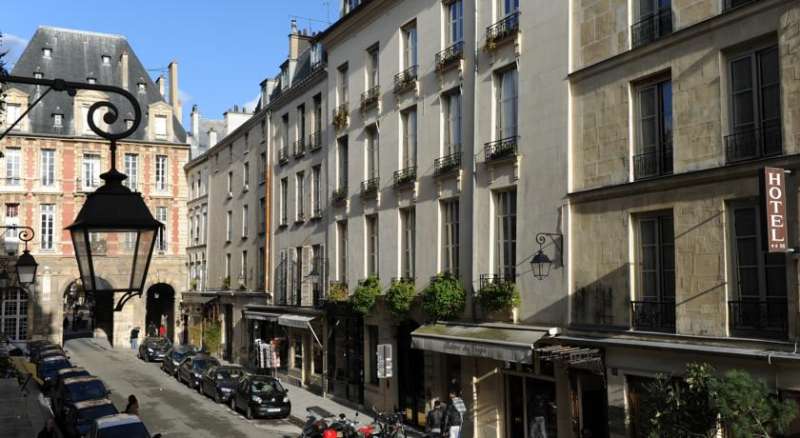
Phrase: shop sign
[
  {"left": 762, "top": 167, "right": 788, "bottom": 253},
  {"left": 377, "top": 344, "right": 393, "bottom": 378}
]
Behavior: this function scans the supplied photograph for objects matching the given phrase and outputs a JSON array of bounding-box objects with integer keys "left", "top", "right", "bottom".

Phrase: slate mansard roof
[{"left": 10, "top": 26, "right": 187, "bottom": 143}]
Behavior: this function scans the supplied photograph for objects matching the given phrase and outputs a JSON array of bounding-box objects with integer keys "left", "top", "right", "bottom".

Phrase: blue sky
[{"left": 3, "top": 0, "right": 335, "bottom": 126}]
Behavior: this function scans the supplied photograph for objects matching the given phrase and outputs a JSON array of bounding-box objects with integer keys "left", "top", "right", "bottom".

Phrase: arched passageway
[{"left": 145, "top": 283, "right": 175, "bottom": 340}]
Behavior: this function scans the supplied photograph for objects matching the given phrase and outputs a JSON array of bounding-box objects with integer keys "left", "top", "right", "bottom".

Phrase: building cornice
[
  {"left": 1, "top": 132, "right": 190, "bottom": 148},
  {"left": 266, "top": 66, "right": 327, "bottom": 112},
  {"left": 184, "top": 109, "right": 269, "bottom": 171}
]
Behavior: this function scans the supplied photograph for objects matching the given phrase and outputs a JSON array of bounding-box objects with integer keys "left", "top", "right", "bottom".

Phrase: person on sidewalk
[
  {"left": 125, "top": 394, "right": 140, "bottom": 416},
  {"left": 130, "top": 326, "right": 140, "bottom": 350},
  {"left": 425, "top": 400, "right": 445, "bottom": 437},
  {"left": 147, "top": 322, "right": 157, "bottom": 338},
  {"left": 444, "top": 391, "right": 466, "bottom": 438},
  {"left": 37, "top": 418, "right": 57, "bottom": 438},
  {"left": 158, "top": 323, "right": 166, "bottom": 338}
]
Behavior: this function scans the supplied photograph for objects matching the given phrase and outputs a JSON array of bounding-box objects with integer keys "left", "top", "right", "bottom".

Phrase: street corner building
[{"left": 0, "top": 26, "right": 188, "bottom": 348}]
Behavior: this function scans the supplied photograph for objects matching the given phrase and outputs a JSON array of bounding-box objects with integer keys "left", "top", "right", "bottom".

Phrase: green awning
[{"left": 410, "top": 323, "right": 547, "bottom": 364}]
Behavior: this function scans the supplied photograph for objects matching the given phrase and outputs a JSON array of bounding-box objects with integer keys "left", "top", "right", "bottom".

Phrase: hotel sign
[{"left": 762, "top": 167, "right": 788, "bottom": 253}]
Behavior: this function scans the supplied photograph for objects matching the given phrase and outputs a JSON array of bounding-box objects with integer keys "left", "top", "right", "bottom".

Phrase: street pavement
[{"left": 64, "top": 338, "right": 300, "bottom": 438}]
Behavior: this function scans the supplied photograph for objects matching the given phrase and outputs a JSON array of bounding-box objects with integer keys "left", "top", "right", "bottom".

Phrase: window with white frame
[
  {"left": 494, "top": 189, "right": 517, "bottom": 280},
  {"left": 226, "top": 210, "right": 232, "bottom": 242},
  {"left": 123, "top": 153, "right": 138, "bottom": 190},
  {"left": 448, "top": 0, "right": 464, "bottom": 45},
  {"left": 366, "top": 214, "right": 378, "bottom": 277},
  {"left": 242, "top": 204, "right": 249, "bottom": 238},
  {"left": 42, "top": 48, "right": 52, "bottom": 58},
  {"left": 155, "top": 155, "right": 168, "bottom": 192},
  {"left": 337, "top": 137, "right": 348, "bottom": 190},
  {"left": 241, "top": 250, "right": 248, "bottom": 286},
  {"left": 225, "top": 253, "right": 231, "bottom": 281},
  {"left": 441, "top": 198, "right": 459, "bottom": 275},
  {"left": 496, "top": 67, "right": 519, "bottom": 141},
  {"left": 312, "top": 165, "right": 321, "bottom": 216},
  {"left": 367, "top": 44, "right": 379, "bottom": 89},
  {"left": 338, "top": 64, "right": 349, "bottom": 105},
  {"left": 296, "top": 171, "right": 305, "bottom": 220},
  {"left": 102, "top": 55, "right": 111, "bottom": 65},
  {"left": 5, "top": 148, "right": 21, "bottom": 186},
  {"left": 259, "top": 152, "right": 266, "bottom": 183},
  {"left": 243, "top": 162, "right": 249, "bottom": 191},
  {"left": 82, "top": 153, "right": 100, "bottom": 190},
  {"left": 40, "top": 204, "right": 55, "bottom": 250},
  {"left": 401, "top": 207, "right": 415, "bottom": 279},
  {"left": 366, "top": 126, "right": 379, "bottom": 179},
  {"left": 52, "top": 113, "right": 63, "bottom": 128},
  {"left": 202, "top": 208, "right": 207, "bottom": 243},
  {"left": 500, "top": 0, "right": 519, "bottom": 17},
  {"left": 402, "top": 22, "right": 418, "bottom": 70},
  {"left": 5, "top": 104, "right": 21, "bottom": 130},
  {"left": 259, "top": 198, "right": 266, "bottom": 233},
  {"left": 280, "top": 177, "right": 288, "bottom": 225},
  {"left": 444, "top": 90, "right": 462, "bottom": 154},
  {"left": 338, "top": 220, "right": 348, "bottom": 283},
  {"left": 298, "top": 105, "right": 306, "bottom": 146},
  {"left": 4, "top": 204, "right": 19, "bottom": 251},
  {"left": 156, "top": 206, "right": 168, "bottom": 253},
  {"left": 0, "top": 288, "right": 28, "bottom": 341},
  {"left": 40, "top": 149, "right": 55, "bottom": 187},
  {"left": 401, "top": 107, "right": 417, "bottom": 168},
  {"left": 227, "top": 171, "right": 233, "bottom": 196}
]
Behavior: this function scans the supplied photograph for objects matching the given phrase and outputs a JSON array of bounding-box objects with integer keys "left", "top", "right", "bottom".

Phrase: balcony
[
  {"left": 436, "top": 41, "right": 464, "bottom": 72},
  {"left": 393, "top": 65, "right": 418, "bottom": 94},
  {"left": 333, "top": 104, "right": 349, "bottom": 131},
  {"left": 633, "top": 140, "right": 673, "bottom": 180},
  {"left": 479, "top": 274, "right": 515, "bottom": 289},
  {"left": 630, "top": 300, "right": 676, "bottom": 333},
  {"left": 360, "top": 85, "right": 380, "bottom": 111},
  {"left": 360, "top": 177, "right": 379, "bottom": 198},
  {"left": 434, "top": 151, "right": 461, "bottom": 177},
  {"left": 391, "top": 277, "right": 414, "bottom": 284},
  {"left": 311, "top": 206, "right": 323, "bottom": 220},
  {"left": 486, "top": 11, "right": 520, "bottom": 50},
  {"left": 723, "top": 0, "right": 761, "bottom": 12},
  {"left": 393, "top": 166, "right": 417, "bottom": 188},
  {"left": 278, "top": 146, "right": 289, "bottom": 165},
  {"left": 332, "top": 187, "right": 348, "bottom": 206},
  {"left": 631, "top": 8, "right": 673, "bottom": 48},
  {"left": 725, "top": 123, "right": 782, "bottom": 163},
  {"left": 729, "top": 298, "right": 787, "bottom": 339},
  {"left": 308, "top": 131, "right": 322, "bottom": 152},
  {"left": 293, "top": 138, "right": 306, "bottom": 158},
  {"left": 484, "top": 136, "right": 518, "bottom": 162}
]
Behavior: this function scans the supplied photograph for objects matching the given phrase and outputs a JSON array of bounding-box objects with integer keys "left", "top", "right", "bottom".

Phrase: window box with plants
[
  {"left": 434, "top": 150, "right": 461, "bottom": 177},
  {"left": 327, "top": 281, "right": 349, "bottom": 303},
  {"left": 360, "top": 177, "right": 379, "bottom": 198},
  {"left": 477, "top": 276, "right": 520, "bottom": 323},
  {"left": 422, "top": 273, "right": 465, "bottom": 321},
  {"left": 485, "top": 11, "right": 520, "bottom": 51},
  {"left": 360, "top": 85, "right": 380, "bottom": 112},
  {"left": 393, "top": 65, "right": 418, "bottom": 94},
  {"left": 332, "top": 187, "right": 348, "bottom": 206},
  {"left": 393, "top": 166, "right": 417, "bottom": 189},
  {"left": 293, "top": 139, "right": 306, "bottom": 158},
  {"left": 332, "top": 104, "right": 349, "bottom": 131},
  {"left": 435, "top": 41, "right": 464, "bottom": 73},
  {"left": 352, "top": 277, "right": 381, "bottom": 314},
  {"left": 221, "top": 276, "right": 231, "bottom": 289},
  {"left": 386, "top": 278, "right": 416, "bottom": 319},
  {"left": 484, "top": 136, "right": 518, "bottom": 162}
]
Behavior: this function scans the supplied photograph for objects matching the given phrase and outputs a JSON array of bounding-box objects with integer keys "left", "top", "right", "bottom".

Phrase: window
[
  {"left": 156, "top": 206, "right": 168, "bottom": 253},
  {"left": 298, "top": 105, "right": 306, "bottom": 145},
  {"left": 366, "top": 215, "right": 378, "bottom": 277},
  {"left": 225, "top": 253, "right": 231, "bottom": 280},
  {"left": 259, "top": 197, "right": 266, "bottom": 233},
  {"left": 40, "top": 204, "right": 55, "bottom": 250},
  {"left": 33, "top": 72, "right": 43, "bottom": 79},
  {"left": 155, "top": 155, "right": 168, "bottom": 192},
  {"left": 241, "top": 250, "right": 248, "bottom": 286},
  {"left": 500, "top": 0, "right": 519, "bottom": 16},
  {"left": 5, "top": 203, "right": 19, "bottom": 249},
  {"left": 338, "top": 64, "right": 349, "bottom": 105},
  {"left": 227, "top": 171, "right": 233, "bottom": 196},
  {"left": 281, "top": 114, "right": 290, "bottom": 158},
  {"left": 4, "top": 148, "right": 21, "bottom": 186},
  {"left": 40, "top": 149, "right": 55, "bottom": 187},
  {"left": 296, "top": 172, "right": 305, "bottom": 220},
  {"left": 293, "top": 337, "right": 302, "bottom": 370},
  {"left": 401, "top": 208, "right": 415, "bottom": 279},
  {"left": 313, "top": 337, "right": 324, "bottom": 375},
  {"left": 638, "top": 214, "right": 675, "bottom": 301},
  {"left": 154, "top": 115, "right": 168, "bottom": 138},
  {"left": 42, "top": 48, "right": 52, "bottom": 58},
  {"left": 401, "top": 108, "right": 417, "bottom": 168},
  {"left": 338, "top": 220, "right": 348, "bottom": 282},
  {"left": 243, "top": 162, "right": 250, "bottom": 191},
  {"left": 280, "top": 178, "right": 288, "bottom": 225},
  {"left": 208, "top": 129, "right": 218, "bottom": 146},
  {"left": 448, "top": 0, "right": 464, "bottom": 45},
  {"left": 368, "top": 325, "right": 379, "bottom": 385},
  {"left": 343, "top": 0, "right": 361, "bottom": 14},
  {"left": 52, "top": 113, "right": 63, "bottom": 128},
  {"left": 258, "top": 247, "right": 266, "bottom": 290},
  {"left": 441, "top": 199, "right": 460, "bottom": 275},
  {"left": 632, "top": 0, "right": 673, "bottom": 48},
  {"left": 367, "top": 44, "right": 379, "bottom": 89},
  {"left": 338, "top": 137, "right": 349, "bottom": 190},
  {"left": 0, "top": 288, "right": 28, "bottom": 341},
  {"left": 366, "top": 126, "right": 379, "bottom": 179},
  {"left": 294, "top": 247, "right": 303, "bottom": 304},
  {"left": 226, "top": 211, "right": 232, "bottom": 242},
  {"left": 242, "top": 204, "right": 249, "bottom": 237},
  {"left": 313, "top": 94, "right": 323, "bottom": 135},
  {"left": 444, "top": 90, "right": 462, "bottom": 154},
  {"left": 635, "top": 79, "right": 673, "bottom": 179},
  {"left": 402, "top": 22, "right": 418, "bottom": 69},
  {"left": 102, "top": 55, "right": 111, "bottom": 65},
  {"left": 496, "top": 67, "right": 519, "bottom": 140},
  {"left": 494, "top": 190, "right": 517, "bottom": 279},
  {"left": 82, "top": 154, "right": 100, "bottom": 190},
  {"left": 727, "top": 45, "right": 781, "bottom": 162},
  {"left": 312, "top": 165, "right": 321, "bottom": 216},
  {"left": 259, "top": 152, "right": 266, "bottom": 183},
  {"left": 137, "top": 82, "right": 146, "bottom": 93},
  {"left": 202, "top": 209, "right": 208, "bottom": 243},
  {"left": 123, "top": 154, "right": 138, "bottom": 190},
  {"left": 5, "top": 104, "right": 20, "bottom": 130}
]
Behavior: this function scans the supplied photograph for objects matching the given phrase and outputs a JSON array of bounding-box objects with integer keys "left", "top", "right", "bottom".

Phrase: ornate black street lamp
[
  {"left": 0, "top": 75, "right": 161, "bottom": 311},
  {"left": 0, "top": 226, "right": 38, "bottom": 286},
  {"left": 530, "top": 232, "right": 563, "bottom": 281}
]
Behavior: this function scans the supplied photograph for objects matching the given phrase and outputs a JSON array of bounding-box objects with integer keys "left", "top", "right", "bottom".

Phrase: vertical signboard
[
  {"left": 762, "top": 167, "right": 788, "bottom": 253},
  {"left": 377, "top": 343, "right": 393, "bottom": 378}
]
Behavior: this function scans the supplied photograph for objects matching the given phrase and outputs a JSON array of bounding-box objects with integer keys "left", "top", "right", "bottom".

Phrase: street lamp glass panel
[
  {"left": 15, "top": 250, "right": 38, "bottom": 285},
  {"left": 530, "top": 251, "right": 552, "bottom": 280},
  {"left": 70, "top": 227, "right": 156, "bottom": 294}
]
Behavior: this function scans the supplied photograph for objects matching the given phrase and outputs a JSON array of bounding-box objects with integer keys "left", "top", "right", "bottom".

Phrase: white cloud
[
  {"left": 2, "top": 33, "right": 28, "bottom": 69},
  {"left": 243, "top": 94, "right": 260, "bottom": 112},
  {"left": 179, "top": 88, "right": 192, "bottom": 106}
]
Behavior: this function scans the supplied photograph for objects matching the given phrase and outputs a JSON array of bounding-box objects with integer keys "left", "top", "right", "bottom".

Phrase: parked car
[
  {"left": 229, "top": 375, "right": 291, "bottom": 419},
  {"left": 177, "top": 353, "right": 220, "bottom": 389},
  {"left": 27, "top": 340, "right": 52, "bottom": 357},
  {"left": 137, "top": 337, "right": 171, "bottom": 362},
  {"left": 89, "top": 414, "right": 161, "bottom": 438},
  {"left": 61, "top": 397, "right": 118, "bottom": 438},
  {"left": 52, "top": 376, "right": 110, "bottom": 423},
  {"left": 161, "top": 345, "right": 198, "bottom": 377},
  {"left": 200, "top": 365, "right": 244, "bottom": 403},
  {"left": 32, "top": 345, "right": 66, "bottom": 364},
  {"left": 49, "top": 367, "right": 91, "bottom": 396},
  {"left": 37, "top": 355, "right": 73, "bottom": 388}
]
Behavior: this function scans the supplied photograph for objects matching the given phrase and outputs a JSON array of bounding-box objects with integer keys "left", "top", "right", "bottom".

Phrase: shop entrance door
[
  {"left": 506, "top": 374, "right": 558, "bottom": 437},
  {"left": 398, "top": 321, "right": 425, "bottom": 428}
]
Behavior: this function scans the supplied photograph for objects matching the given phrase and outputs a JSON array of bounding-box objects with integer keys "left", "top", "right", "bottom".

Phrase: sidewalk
[
  {"left": 0, "top": 378, "right": 58, "bottom": 438},
  {"left": 279, "top": 379, "right": 374, "bottom": 429}
]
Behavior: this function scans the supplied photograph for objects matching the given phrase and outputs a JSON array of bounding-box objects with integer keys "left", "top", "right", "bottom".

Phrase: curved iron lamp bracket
[
  {"left": 0, "top": 225, "right": 35, "bottom": 249},
  {"left": 534, "top": 232, "right": 564, "bottom": 267}
]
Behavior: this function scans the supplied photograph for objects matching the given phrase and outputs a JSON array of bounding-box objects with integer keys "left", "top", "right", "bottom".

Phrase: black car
[
  {"left": 61, "top": 397, "right": 118, "bottom": 438},
  {"left": 27, "top": 340, "right": 52, "bottom": 357},
  {"left": 138, "top": 337, "right": 171, "bottom": 362},
  {"left": 229, "top": 375, "right": 290, "bottom": 419},
  {"left": 177, "top": 353, "right": 220, "bottom": 389},
  {"left": 200, "top": 365, "right": 244, "bottom": 403},
  {"left": 161, "top": 345, "right": 198, "bottom": 376},
  {"left": 37, "top": 355, "right": 73, "bottom": 389},
  {"left": 50, "top": 367, "right": 91, "bottom": 396},
  {"left": 32, "top": 345, "right": 66, "bottom": 364},
  {"left": 52, "top": 376, "right": 110, "bottom": 423}
]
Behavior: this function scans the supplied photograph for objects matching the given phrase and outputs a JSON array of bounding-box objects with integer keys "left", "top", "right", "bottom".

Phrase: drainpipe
[{"left": 470, "top": 0, "right": 481, "bottom": 324}]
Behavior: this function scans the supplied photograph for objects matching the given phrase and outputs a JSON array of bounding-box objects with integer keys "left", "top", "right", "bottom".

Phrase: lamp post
[
  {"left": 0, "top": 226, "right": 38, "bottom": 287},
  {"left": 530, "top": 232, "right": 563, "bottom": 280},
  {"left": 0, "top": 75, "right": 161, "bottom": 311}
]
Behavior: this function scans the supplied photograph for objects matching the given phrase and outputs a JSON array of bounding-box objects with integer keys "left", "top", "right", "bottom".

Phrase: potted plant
[
  {"left": 221, "top": 276, "right": 230, "bottom": 289},
  {"left": 352, "top": 277, "right": 381, "bottom": 314},
  {"left": 328, "top": 281, "right": 349, "bottom": 302},
  {"left": 422, "top": 273, "right": 465, "bottom": 321},
  {"left": 477, "top": 280, "right": 520, "bottom": 322},
  {"left": 385, "top": 279, "right": 415, "bottom": 318},
  {"left": 190, "top": 278, "right": 198, "bottom": 291}
]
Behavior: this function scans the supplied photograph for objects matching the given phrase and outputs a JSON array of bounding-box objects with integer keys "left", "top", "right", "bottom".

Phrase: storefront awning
[
  {"left": 411, "top": 323, "right": 548, "bottom": 364},
  {"left": 278, "top": 315, "right": 323, "bottom": 347},
  {"left": 181, "top": 294, "right": 217, "bottom": 305},
  {"left": 243, "top": 311, "right": 281, "bottom": 321}
]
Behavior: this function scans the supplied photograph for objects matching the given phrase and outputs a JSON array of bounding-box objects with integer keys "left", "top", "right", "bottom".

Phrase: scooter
[{"left": 299, "top": 407, "right": 333, "bottom": 437}]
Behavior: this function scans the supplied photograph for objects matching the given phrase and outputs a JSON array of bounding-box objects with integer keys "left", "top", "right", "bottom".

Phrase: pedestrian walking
[
  {"left": 147, "top": 321, "right": 157, "bottom": 337},
  {"left": 444, "top": 391, "right": 466, "bottom": 438},
  {"left": 130, "top": 326, "right": 140, "bottom": 350},
  {"left": 37, "top": 418, "right": 57, "bottom": 438},
  {"left": 425, "top": 400, "right": 445, "bottom": 437},
  {"left": 125, "top": 394, "right": 140, "bottom": 416}
]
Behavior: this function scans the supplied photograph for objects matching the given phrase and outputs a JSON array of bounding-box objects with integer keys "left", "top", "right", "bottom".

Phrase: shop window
[
  {"left": 293, "top": 337, "right": 303, "bottom": 369},
  {"left": 313, "top": 341, "right": 323, "bottom": 375}
]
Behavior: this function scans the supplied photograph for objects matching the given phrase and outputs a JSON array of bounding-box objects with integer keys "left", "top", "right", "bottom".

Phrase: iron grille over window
[
  {"left": 436, "top": 41, "right": 464, "bottom": 72},
  {"left": 631, "top": 7, "right": 673, "bottom": 48},
  {"left": 434, "top": 151, "right": 462, "bottom": 177},
  {"left": 393, "top": 66, "right": 418, "bottom": 94},
  {"left": 484, "top": 137, "right": 518, "bottom": 161},
  {"left": 486, "top": 11, "right": 520, "bottom": 47}
]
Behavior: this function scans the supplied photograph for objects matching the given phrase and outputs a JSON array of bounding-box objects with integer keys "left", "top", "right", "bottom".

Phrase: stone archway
[
  {"left": 62, "top": 278, "right": 114, "bottom": 343},
  {"left": 145, "top": 283, "right": 175, "bottom": 340}
]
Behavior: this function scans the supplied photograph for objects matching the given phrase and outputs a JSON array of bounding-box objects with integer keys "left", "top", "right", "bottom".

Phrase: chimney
[
  {"left": 155, "top": 74, "right": 165, "bottom": 97},
  {"left": 191, "top": 104, "right": 200, "bottom": 137},
  {"left": 168, "top": 60, "right": 182, "bottom": 122},
  {"left": 289, "top": 19, "right": 302, "bottom": 61},
  {"left": 120, "top": 50, "right": 129, "bottom": 89}
]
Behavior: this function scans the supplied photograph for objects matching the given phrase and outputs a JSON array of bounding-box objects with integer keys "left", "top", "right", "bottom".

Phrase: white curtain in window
[{"left": 499, "top": 69, "right": 518, "bottom": 139}]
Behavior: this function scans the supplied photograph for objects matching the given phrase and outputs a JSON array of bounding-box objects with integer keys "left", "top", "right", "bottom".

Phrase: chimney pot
[{"left": 168, "top": 61, "right": 182, "bottom": 122}]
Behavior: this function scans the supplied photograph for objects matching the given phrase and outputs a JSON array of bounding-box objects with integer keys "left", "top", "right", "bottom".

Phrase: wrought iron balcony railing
[
  {"left": 394, "top": 65, "right": 418, "bottom": 94},
  {"left": 633, "top": 140, "right": 673, "bottom": 180},
  {"left": 723, "top": 0, "right": 760, "bottom": 12},
  {"left": 434, "top": 151, "right": 461, "bottom": 176},
  {"left": 332, "top": 187, "right": 348, "bottom": 205},
  {"left": 278, "top": 145, "right": 290, "bottom": 165},
  {"left": 308, "top": 131, "right": 322, "bottom": 152},
  {"left": 360, "top": 85, "right": 380, "bottom": 111},
  {"left": 360, "top": 177, "right": 379, "bottom": 198},
  {"left": 484, "top": 136, "right": 518, "bottom": 162},
  {"left": 479, "top": 273, "right": 515, "bottom": 289},
  {"left": 332, "top": 104, "right": 349, "bottom": 131},
  {"left": 393, "top": 166, "right": 417, "bottom": 188},
  {"left": 631, "top": 8, "right": 673, "bottom": 48},
  {"left": 725, "top": 123, "right": 782, "bottom": 163},
  {"left": 436, "top": 41, "right": 464, "bottom": 72},
  {"left": 293, "top": 138, "right": 306, "bottom": 158},
  {"left": 486, "top": 11, "right": 520, "bottom": 48},
  {"left": 311, "top": 206, "right": 323, "bottom": 219},
  {"left": 729, "top": 298, "right": 787, "bottom": 339},
  {"left": 630, "top": 300, "right": 676, "bottom": 333}
]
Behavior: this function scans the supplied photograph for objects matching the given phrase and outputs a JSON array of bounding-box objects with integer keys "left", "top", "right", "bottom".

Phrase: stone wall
[{"left": 781, "top": 6, "right": 800, "bottom": 155}]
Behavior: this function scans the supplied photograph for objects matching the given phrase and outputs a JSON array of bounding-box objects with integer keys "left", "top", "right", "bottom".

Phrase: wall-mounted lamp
[{"left": 530, "top": 232, "right": 563, "bottom": 280}]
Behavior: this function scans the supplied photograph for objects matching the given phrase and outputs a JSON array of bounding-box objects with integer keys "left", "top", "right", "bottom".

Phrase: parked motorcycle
[
  {"left": 299, "top": 407, "right": 332, "bottom": 438},
  {"left": 371, "top": 408, "right": 406, "bottom": 438}
]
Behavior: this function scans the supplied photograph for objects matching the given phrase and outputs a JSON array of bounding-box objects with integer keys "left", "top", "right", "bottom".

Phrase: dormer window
[
  {"left": 52, "top": 113, "right": 63, "bottom": 128},
  {"left": 137, "top": 82, "right": 146, "bottom": 94},
  {"left": 125, "top": 119, "right": 134, "bottom": 130},
  {"left": 87, "top": 77, "right": 96, "bottom": 84},
  {"left": 101, "top": 55, "right": 111, "bottom": 65},
  {"left": 33, "top": 72, "right": 43, "bottom": 79},
  {"left": 208, "top": 129, "right": 218, "bottom": 146},
  {"left": 42, "top": 48, "right": 52, "bottom": 58},
  {"left": 154, "top": 115, "right": 168, "bottom": 139}
]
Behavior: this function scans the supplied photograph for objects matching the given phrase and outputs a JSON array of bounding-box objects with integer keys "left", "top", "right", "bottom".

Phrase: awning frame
[{"left": 278, "top": 314, "right": 322, "bottom": 347}]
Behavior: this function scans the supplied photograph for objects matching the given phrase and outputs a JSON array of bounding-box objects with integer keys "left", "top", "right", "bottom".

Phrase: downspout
[{"left": 470, "top": 0, "right": 481, "bottom": 325}]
